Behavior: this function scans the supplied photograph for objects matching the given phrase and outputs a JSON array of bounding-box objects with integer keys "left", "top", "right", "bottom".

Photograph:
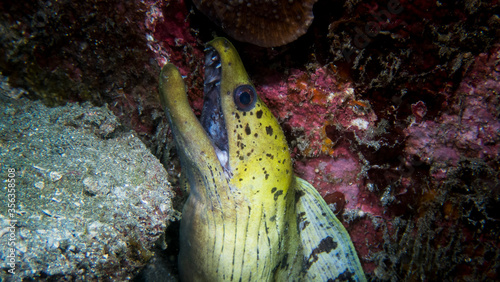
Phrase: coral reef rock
[
  {"left": 0, "top": 91, "right": 175, "bottom": 281},
  {"left": 192, "top": 0, "right": 318, "bottom": 47}
]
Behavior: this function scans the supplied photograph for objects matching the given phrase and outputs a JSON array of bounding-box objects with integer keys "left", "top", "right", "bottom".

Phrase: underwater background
[{"left": 0, "top": 0, "right": 499, "bottom": 281}]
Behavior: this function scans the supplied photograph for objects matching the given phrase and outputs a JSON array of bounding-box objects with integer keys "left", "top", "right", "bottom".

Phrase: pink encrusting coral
[
  {"left": 248, "top": 43, "right": 500, "bottom": 280},
  {"left": 294, "top": 152, "right": 362, "bottom": 211},
  {"left": 146, "top": 0, "right": 206, "bottom": 113},
  {"left": 254, "top": 66, "right": 384, "bottom": 212},
  {"left": 404, "top": 46, "right": 500, "bottom": 166},
  {"left": 258, "top": 66, "right": 379, "bottom": 157}
]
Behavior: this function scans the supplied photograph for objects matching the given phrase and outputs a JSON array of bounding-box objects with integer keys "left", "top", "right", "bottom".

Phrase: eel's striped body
[{"left": 159, "top": 37, "right": 366, "bottom": 281}]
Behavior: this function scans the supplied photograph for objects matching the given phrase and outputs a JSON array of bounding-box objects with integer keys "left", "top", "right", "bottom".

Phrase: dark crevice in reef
[{"left": 134, "top": 221, "right": 181, "bottom": 282}]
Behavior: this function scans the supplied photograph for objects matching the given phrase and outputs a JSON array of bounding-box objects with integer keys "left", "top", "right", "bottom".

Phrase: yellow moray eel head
[
  {"left": 159, "top": 37, "right": 366, "bottom": 281},
  {"left": 207, "top": 38, "right": 294, "bottom": 208}
]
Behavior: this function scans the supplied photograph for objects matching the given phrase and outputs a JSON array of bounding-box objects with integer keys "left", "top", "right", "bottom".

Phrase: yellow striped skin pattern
[{"left": 159, "top": 38, "right": 366, "bottom": 281}]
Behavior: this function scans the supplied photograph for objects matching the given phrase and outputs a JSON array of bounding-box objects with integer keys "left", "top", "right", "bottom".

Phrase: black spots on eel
[
  {"left": 273, "top": 190, "right": 283, "bottom": 201},
  {"left": 295, "top": 190, "right": 305, "bottom": 204},
  {"left": 305, "top": 236, "right": 338, "bottom": 270},
  {"left": 297, "top": 211, "right": 310, "bottom": 231},
  {"left": 245, "top": 123, "right": 251, "bottom": 135},
  {"left": 265, "top": 126, "right": 273, "bottom": 136},
  {"left": 269, "top": 185, "right": 283, "bottom": 201},
  {"left": 256, "top": 110, "right": 263, "bottom": 119},
  {"left": 335, "top": 270, "right": 356, "bottom": 282}
]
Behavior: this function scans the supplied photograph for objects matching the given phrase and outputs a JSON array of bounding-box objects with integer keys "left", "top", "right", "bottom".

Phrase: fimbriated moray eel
[{"left": 159, "top": 37, "right": 366, "bottom": 281}]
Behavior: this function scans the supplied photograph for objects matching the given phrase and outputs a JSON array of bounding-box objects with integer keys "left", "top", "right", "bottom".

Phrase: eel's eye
[{"left": 234, "top": 85, "right": 257, "bottom": 111}]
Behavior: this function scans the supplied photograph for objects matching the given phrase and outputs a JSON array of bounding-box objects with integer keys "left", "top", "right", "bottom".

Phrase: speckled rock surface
[{"left": 0, "top": 85, "right": 176, "bottom": 281}]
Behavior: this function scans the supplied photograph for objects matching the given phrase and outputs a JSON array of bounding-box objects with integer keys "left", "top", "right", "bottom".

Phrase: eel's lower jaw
[{"left": 200, "top": 47, "right": 231, "bottom": 176}]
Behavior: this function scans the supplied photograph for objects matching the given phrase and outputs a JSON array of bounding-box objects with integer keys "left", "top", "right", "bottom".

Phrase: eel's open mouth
[{"left": 200, "top": 47, "right": 230, "bottom": 171}]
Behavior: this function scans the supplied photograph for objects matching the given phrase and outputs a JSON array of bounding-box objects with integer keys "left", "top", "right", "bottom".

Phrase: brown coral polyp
[{"left": 193, "top": 0, "right": 318, "bottom": 47}]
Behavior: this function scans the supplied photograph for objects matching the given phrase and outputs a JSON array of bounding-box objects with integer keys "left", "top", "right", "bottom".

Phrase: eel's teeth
[
  {"left": 205, "top": 55, "right": 219, "bottom": 66},
  {"left": 205, "top": 73, "right": 219, "bottom": 84},
  {"left": 205, "top": 51, "right": 219, "bottom": 66}
]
